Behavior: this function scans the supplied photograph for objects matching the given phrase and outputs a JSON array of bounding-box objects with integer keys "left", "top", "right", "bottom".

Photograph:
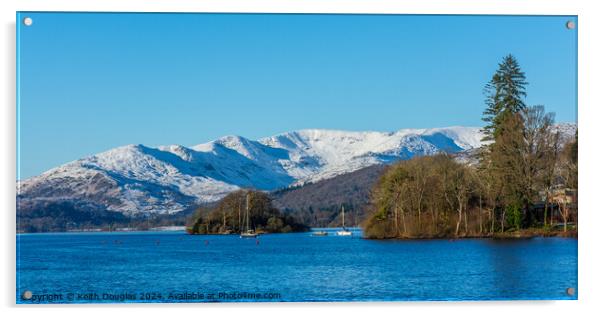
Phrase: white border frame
[{"left": 2, "top": 1, "right": 601, "bottom": 315}]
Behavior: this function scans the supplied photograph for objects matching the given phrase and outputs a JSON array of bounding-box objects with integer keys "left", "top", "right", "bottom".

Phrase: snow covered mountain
[{"left": 16, "top": 125, "right": 519, "bottom": 216}]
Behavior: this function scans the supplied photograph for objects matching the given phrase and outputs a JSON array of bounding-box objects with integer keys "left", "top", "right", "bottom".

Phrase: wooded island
[{"left": 187, "top": 190, "right": 308, "bottom": 235}]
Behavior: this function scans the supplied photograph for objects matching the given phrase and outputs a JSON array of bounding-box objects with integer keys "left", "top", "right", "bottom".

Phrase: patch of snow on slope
[{"left": 19, "top": 125, "right": 500, "bottom": 215}]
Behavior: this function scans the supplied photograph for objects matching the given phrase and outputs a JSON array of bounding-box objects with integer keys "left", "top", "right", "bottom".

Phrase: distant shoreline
[
  {"left": 15, "top": 226, "right": 578, "bottom": 240},
  {"left": 16, "top": 226, "right": 187, "bottom": 234}
]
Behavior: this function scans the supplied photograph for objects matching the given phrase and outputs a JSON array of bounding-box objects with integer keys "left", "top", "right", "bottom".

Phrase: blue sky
[{"left": 17, "top": 13, "right": 577, "bottom": 179}]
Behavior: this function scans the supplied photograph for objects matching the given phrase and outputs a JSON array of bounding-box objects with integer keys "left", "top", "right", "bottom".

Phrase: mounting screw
[
  {"left": 22, "top": 290, "right": 32, "bottom": 300},
  {"left": 23, "top": 17, "right": 33, "bottom": 26},
  {"left": 566, "top": 287, "right": 575, "bottom": 296},
  {"left": 566, "top": 21, "right": 575, "bottom": 30}
]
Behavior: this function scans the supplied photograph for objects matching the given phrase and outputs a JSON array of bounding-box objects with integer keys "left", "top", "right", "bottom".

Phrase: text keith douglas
[{"left": 22, "top": 291, "right": 283, "bottom": 303}]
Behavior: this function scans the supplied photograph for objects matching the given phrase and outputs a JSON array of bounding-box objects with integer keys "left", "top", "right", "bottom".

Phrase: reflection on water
[
  {"left": 485, "top": 238, "right": 577, "bottom": 299},
  {"left": 16, "top": 230, "right": 577, "bottom": 303}
]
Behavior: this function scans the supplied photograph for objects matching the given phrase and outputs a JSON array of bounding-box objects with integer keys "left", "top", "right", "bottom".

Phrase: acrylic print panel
[{"left": 16, "top": 12, "right": 578, "bottom": 304}]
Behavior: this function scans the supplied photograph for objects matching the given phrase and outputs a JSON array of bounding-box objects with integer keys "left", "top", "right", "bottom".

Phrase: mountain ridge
[{"left": 17, "top": 124, "right": 576, "bottom": 217}]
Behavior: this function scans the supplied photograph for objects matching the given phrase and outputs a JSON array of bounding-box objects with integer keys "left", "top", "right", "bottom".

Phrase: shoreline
[
  {"left": 363, "top": 228, "right": 578, "bottom": 240},
  {"left": 16, "top": 227, "right": 578, "bottom": 240}
]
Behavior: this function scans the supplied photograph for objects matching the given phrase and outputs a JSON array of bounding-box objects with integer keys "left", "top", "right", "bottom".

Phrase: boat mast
[
  {"left": 342, "top": 205, "right": 345, "bottom": 228},
  {"left": 238, "top": 198, "right": 242, "bottom": 233},
  {"left": 245, "top": 192, "right": 250, "bottom": 232}
]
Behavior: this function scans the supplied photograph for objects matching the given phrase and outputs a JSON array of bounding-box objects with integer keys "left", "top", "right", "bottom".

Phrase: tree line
[
  {"left": 188, "top": 190, "right": 308, "bottom": 234},
  {"left": 363, "top": 55, "right": 578, "bottom": 239}
]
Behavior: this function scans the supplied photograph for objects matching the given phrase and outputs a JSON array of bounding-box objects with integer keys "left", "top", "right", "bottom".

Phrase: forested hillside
[{"left": 271, "top": 164, "right": 387, "bottom": 227}]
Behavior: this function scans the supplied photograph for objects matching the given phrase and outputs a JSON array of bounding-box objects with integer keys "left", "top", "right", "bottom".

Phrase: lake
[{"left": 16, "top": 228, "right": 577, "bottom": 303}]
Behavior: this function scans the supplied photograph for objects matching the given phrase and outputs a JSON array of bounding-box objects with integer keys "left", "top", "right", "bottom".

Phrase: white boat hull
[{"left": 336, "top": 230, "right": 352, "bottom": 236}]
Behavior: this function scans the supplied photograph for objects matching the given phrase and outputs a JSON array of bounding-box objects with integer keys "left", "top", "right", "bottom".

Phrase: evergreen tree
[
  {"left": 478, "top": 55, "right": 530, "bottom": 230},
  {"left": 482, "top": 54, "right": 528, "bottom": 141}
]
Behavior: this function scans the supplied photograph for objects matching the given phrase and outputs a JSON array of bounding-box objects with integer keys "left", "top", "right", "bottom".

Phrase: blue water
[{"left": 16, "top": 228, "right": 577, "bottom": 303}]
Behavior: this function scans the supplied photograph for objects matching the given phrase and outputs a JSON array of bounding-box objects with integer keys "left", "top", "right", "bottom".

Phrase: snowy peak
[
  {"left": 418, "top": 126, "right": 485, "bottom": 150},
  {"left": 257, "top": 126, "right": 485, "bottom": 182}
]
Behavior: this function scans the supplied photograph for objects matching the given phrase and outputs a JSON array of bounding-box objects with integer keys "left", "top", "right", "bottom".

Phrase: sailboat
[
  {"left": 336, "top": 205, "right": 352, "bottom": 236},
  {"left": 312, "top": 215, "right": 328, "bottom": 236},
  {"left": 312, "top": 230, "right": 328, "bottom": 236},
  {"left": 240, "top": 192, "right": 258, "bottom": 238}
]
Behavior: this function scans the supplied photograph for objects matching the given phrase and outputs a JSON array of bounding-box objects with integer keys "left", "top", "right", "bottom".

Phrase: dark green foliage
[
  {"left": 505, "top": 204, "right": 523, "bottom": 232},
  {"left": 482, "top": 54, "right": 528, "bottom": 141},
  {"left": 188, "top": 190, "right": 308, "bottom": 234}
]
